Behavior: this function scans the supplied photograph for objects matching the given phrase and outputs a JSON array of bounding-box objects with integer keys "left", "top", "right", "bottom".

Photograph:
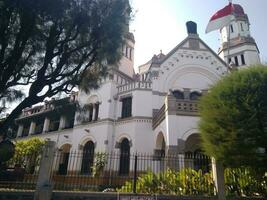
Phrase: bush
[
  {"left": 225, "top": 167, "right": 267, "bottom": 197},
  {"left": 117, "top": 168, "right": 215, "bottom": 196}
]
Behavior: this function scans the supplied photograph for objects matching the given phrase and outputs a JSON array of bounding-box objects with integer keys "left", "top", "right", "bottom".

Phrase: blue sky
[{"left": 130, "top": 0, "right": 267, "bottom": 70}]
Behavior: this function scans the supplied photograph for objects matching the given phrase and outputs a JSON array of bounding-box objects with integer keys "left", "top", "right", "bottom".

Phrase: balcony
[{"left": 152, "top": 95, "right": 199, "bottom": 130}]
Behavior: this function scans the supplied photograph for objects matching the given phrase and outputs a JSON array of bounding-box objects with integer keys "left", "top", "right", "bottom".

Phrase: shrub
[{"left": 117, "top": 168, "right": 215, "bottom": 196}]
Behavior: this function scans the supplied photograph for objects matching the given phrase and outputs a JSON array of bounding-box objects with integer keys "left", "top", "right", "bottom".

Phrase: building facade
[{"left": 13, "top": 4, "right": 260, "bottom": 173}]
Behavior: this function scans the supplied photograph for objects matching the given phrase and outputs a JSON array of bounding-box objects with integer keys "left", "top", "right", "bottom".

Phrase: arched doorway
[
  {"left": 155, "top": 132, "right": 166, "bottom": 158},
  {"left": 81, "top": 141, "right": 95, "bottom": 174},
  {"left": 58, "top": 144, "right": 71, "bottom": 175},
  {"left": 119, "top": 138, "right": 130, "bottom": 175},
  {"left": 184, "top": 134, "right": 210, "bottom": 172}
]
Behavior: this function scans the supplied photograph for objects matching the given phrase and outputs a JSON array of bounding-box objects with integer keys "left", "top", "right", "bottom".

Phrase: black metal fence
[
  {"left": 0, "top": 153, "right": 41, "bottom": 190},
  {"left": 50, "top": 150, "right": 214, "bottom": 195}
]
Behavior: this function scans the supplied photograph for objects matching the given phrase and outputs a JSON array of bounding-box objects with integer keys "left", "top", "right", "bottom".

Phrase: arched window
[
  {"left": 81, "top": 141, "right": 95, "bottom": 174},
  {"left": 190, "top": 92, "right": 201, "bottom": 100},
  {"left": 119, "top": 138, "right": 130, "bottom": 175},
  {"left": 58, "top": 144, "right": 71, "bottom": 175},
  {"left": 172, "top": 90, "right": 184, "bottom": 99}
]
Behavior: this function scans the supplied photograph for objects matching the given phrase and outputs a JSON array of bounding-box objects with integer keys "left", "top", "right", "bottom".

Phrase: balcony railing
[
  {"left": 117, "top": 81, "right": 152, "bottom": 94},
  {"left": 152, "top": 95, "right": 199, "bottom": 130}
]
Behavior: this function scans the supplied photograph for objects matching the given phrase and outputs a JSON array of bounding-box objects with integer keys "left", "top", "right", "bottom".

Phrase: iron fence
[
  {"left": 50, "top": 150, "right": 214, "bottom": 195},
  {"left": 0, "top": 153, "right": 41, "bottom": 190}
]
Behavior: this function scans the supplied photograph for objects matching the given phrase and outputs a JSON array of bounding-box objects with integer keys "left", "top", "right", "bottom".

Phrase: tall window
[
  {"left": 94, "top": 103, "right": 99, "bottom": 121},
  {"left": 88, "top": 105, "right": 93, "bottom": 122},
  {"left": 119, "top": 138, "right": 130, "bottom": 175},
  {"left": 241, "top": 54, "right": 246, "bottom": 65},
  {"left": 234, "top": 56, "right": 239, "bottom": 66},
  {"left": 230, "top": 24, "right": 234, "bottom": 33},
  {"left": 240, "top": 22, "right": 244, "bottom": 31},
  {"left": 81, "top": 141, "right": 95, "bottom": 174},
  {"left": 121, "top": 97, "right": 132, "bottom": 118}
]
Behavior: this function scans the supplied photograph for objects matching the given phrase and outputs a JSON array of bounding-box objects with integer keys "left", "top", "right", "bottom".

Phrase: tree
[
  {"left": 0, "top": 0, "right": 130, "bottom": 137},
  {"left": 199, "top": 66, "right": 267, "bottom": 171}
]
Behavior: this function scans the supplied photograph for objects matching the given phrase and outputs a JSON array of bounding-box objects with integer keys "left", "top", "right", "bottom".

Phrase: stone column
[
  {"left": 34, "top": 141, "right": 56, "bottom": 200},
  {"left": 43, "top": 117, "right": 50, "bottom": 133},
  {"left": 17, "top": 125, "right": 24, "bottom": 138},
  {"left": 29, "top": 121, "right": 36, "bottom": 135},
  {"left": 59, "top": 116, "right": 66, "bottom": 130}
]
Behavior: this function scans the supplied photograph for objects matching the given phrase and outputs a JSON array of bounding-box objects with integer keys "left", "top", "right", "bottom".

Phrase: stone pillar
[
  {"left": 29, "top": 121, "right": 36, "bottom": 135},
  {"left": 184, "top": 88, "right": 190, "bottom": 100},
  {"left": 212, "top": 158, "right": 226, "bottom": 200},
  {"left": 17, "top": 125, "right": 24, "bottom": 138},
  {"left": 34, "top": 141, "right": 56, "bottom": 200},
  {"left": 59, "top": 116, "right": 66, "bottom": 130},
  {"left": 43, "top": 118, "right": 50, "bottom": 133},
  {"left": 166, "top": 145, "right": 179, "bottom": 170}
]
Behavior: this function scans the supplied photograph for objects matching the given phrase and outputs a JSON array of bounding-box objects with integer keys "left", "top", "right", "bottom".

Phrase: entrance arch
[
  {"left": 119, "top": 138, "right": 130, "bottom": 175},
  {"left": 155, "top": 132, "right": 166, "bottom": 157},
  {"left": 184, "top": 134, "right": 210, "bottom": 172}
]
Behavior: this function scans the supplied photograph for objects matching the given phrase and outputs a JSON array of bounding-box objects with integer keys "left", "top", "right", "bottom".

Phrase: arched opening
[
  {"left": 172, "top": 90, "right": 184, "bottom": 99},
  {"left": 155, "top": 132, "right": 166, "bottom": 158},
  {"left": 119, "top": 138, "right": 130, "bottom": 175},
  {"left": 58, "top": 144, "right": 71, "bottom": 175},
  {"left": 184, "top": 134, "right": 210, "bottom": 172},
  {"left": 81, "top": 141, "right": 95, "bottom": 174},
  {"left": 190, "top": 91, "right": 202, "bottom": 100}
]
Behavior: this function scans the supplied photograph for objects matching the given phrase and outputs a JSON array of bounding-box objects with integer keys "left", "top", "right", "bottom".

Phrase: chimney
[{"left": 186, "top": 21, "right": 198, "bottom": 35}]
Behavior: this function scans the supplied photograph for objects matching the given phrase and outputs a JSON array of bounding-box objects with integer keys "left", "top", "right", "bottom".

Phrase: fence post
[
  {"left": 34, "top": 141, "right": 56, "bottom": 200},
  {"left": 212, "top": 158, "right": 226, "bottom": 200},
  {"left": 133, "top": 154, "right": 138, "bottom": 194}
]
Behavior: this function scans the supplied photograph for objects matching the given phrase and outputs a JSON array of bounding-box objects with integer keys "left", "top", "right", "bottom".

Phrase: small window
[
  {"left": 230, "top": 24, "right": 234, "bottom": 33},
  {"left": 234, "top": 56, "right": 239, "bottom": 66},
  {"left": 121, "top": 97, "right": 132, "bottom": 118},
  {"left": 241, "top": 54, "right": 246, "bottom": 65},
  {"left": 172, "top": 90, "right": 184, "bottom": 99},
  {"left": 190, "top": 92, "right": 202, "bottom": 100},
  {"left": 228, "top": 58, "right": 232, "bottom": 64}
]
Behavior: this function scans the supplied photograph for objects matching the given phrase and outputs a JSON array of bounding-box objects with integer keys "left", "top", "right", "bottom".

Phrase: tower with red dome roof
[{"left": 218, "top": 3, "right": 261, "bottom": 68}]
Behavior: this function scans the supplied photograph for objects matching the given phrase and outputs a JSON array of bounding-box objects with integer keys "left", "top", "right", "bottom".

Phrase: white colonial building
[{"left": 14, "top": 4, "right": 260, "bottom": 174}]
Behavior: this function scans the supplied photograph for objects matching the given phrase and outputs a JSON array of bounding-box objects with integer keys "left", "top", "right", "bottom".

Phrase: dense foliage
[
  {"left": 225, "top": 167, "right": 267, "bottom": 197},
  {"left": 8, "top": 137, "right": 45, "bottom": 173},
  {"left": 117, "top": 169, "right": 215, "bottom": 196},
  {"left": 199, "top": 66, "right": 267, "bottom": 170},
  {"left": 0, "top": 0, "right": 131, "bottom": 136},
  {"left": 118, "top": 168, "right": 267, "bottom": 197}
]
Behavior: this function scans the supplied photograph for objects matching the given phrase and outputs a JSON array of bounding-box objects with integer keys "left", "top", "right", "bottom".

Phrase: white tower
[
  {"left": 118, "top": 32, "right": 135, "bottom": 77},
  {"left": 218, "top": 4, "right": 260, "bottom": 68}
]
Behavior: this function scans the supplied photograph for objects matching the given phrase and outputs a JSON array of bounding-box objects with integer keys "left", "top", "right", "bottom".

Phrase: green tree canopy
[
  {"left": 0, "top": 0, "right": 130, "bottom": 137},
  {"left": 199, "top": 66, "right": 267, "bottom": 170}
]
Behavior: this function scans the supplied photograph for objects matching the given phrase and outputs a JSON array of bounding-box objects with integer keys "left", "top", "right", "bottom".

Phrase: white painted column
[
  {"left": 59, "top": 116, "right": 66, "bottom": 130},
  {"left": 29, "top": 121, "right": 36, "bottom": 135},
  {"left": 17, "top": 125, "right": 24, "bottom": 138},
  {"left": 43, "top": 117, "right": 50, "bottom": 133}
]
